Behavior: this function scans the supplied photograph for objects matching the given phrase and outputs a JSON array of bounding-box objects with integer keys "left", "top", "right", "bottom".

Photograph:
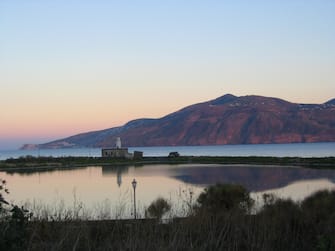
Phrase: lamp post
[{"left": 132, "top": 179, "right": 137, "bottom": 219}]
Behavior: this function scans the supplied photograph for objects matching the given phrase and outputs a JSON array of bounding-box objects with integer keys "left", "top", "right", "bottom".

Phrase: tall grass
[{"left": 1, "top": 187, "right": 335, "bottom": 250}]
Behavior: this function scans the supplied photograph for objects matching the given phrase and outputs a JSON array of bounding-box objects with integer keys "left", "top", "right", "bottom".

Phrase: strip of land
[{"left": 0, "top": 156, "right": 334, "bottom": 171}]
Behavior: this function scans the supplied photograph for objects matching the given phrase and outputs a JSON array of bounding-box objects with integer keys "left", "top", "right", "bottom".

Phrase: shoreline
[{"left": 1, "top": 156, "right": 334, "bottom": 171}]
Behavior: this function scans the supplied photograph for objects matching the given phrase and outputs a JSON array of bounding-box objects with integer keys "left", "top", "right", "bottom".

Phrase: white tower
[{"left": 115, "top": 137, "right": 122, "bottom": 149}]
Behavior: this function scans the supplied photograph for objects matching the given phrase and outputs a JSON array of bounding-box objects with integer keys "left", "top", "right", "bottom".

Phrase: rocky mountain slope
[{"left": 26, "top": 94, "right": 335, "bottom": 149}]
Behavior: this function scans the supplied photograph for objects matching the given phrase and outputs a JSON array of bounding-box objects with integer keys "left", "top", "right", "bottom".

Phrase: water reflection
[
  {"left": 1, "top": 164, "right": 335, "bottom": 218},
  {"left": 168, "top": 164, "right": 335, "bottom": 191},
  {"left": 4, "top": 166, "right": 87, "bottom": 177},
  {"left": 99, "top": 164, "right": 335, "bottom": 193},
  {"left": 4, "top": 164, "right": 335, "bottom": 193},
  {"left": 102, "top": 166, "right": 131, "bottom": 187},
  {"left": 253, "top": 179, "right": 335, "bottom": 202}
]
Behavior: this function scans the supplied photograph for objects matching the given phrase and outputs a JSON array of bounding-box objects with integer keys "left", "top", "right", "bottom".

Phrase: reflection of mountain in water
[{"left": 172, "top": 165, "right": 335, "bottom": 192}]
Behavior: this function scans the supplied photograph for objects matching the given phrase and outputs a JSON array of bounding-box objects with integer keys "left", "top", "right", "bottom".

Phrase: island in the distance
[{"left": 21, "top": 94, "right": 335, "bottom": 150}]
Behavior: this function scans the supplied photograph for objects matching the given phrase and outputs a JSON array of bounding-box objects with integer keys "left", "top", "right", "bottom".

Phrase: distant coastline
[{"left": 2, "top": 142, "right": 335, "bottom": 163}]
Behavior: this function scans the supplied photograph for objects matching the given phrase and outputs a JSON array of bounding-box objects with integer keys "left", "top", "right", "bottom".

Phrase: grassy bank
[
  {"left": 1, "top": 188, "right": 335, "bottom": 251},
  {"left": 1, "top": 155, "right": 335, "bottom": 170}
]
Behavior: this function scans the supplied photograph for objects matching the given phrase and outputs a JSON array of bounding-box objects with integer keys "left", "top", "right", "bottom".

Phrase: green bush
[
  {"left": 301, "top": 190, "right": 335, "bottom": 250},
  {"left": 146, "top": 197, "right": 171, "bottom": 220},
  {"left": 196, "top": 183, "right": 254, "bottom": 215}
]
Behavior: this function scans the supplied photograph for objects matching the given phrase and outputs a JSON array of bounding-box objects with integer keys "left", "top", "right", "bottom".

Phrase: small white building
[{"left": 101, "top": 137, "right": 133, "bottom": 159}]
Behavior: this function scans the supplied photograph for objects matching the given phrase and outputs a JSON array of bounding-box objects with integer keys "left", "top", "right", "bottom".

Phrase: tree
[
  {"left": 0, "top": 179, "right": 31, "bottom": 222},
  {"left": 0, "top": 179, "right": 9, "bottom": 214},
  {"left": 196, "top": 183, "right": 254, "bottom": 215},
  {"left": 0, "top": 179, "right": 31, "bottom": 250},
  {"left": 146, "top": 197, "right": 171, "bottom": 220}
]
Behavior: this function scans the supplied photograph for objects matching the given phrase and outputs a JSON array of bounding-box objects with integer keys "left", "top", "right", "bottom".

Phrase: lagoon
[
  {"left": 1, "top": 142, "right": 334, "bottom": 219},
  {"left": 1, "top": 163, "right": 335, "bottom": 219}
]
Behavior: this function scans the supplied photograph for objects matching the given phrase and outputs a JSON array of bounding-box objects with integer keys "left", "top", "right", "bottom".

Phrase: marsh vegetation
[
  {"left": 1, "top": 155, "right": 335, "bottom": 170},
  {"left": 1, "top": 179, "right": 334, "bottom": 251}
]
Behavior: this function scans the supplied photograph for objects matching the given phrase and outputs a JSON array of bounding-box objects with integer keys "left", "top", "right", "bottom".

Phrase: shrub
[
  {"left": 0, "top": 179, "right": 32, "bottom": 251},
  {"left": 0, "top": 179, "right": 9, "bottom": 216},
  {"left": 146, "top": 197, "right": 171, "bottom": 220},
  {"left": 301, "top": 190, "right": 335, "bottom": 250},
  {"left": 301, "top": 190, "right": 335, "bottom": 222},
  {"left": 195, "top": 183, "right": 254, "bottom": 215}
]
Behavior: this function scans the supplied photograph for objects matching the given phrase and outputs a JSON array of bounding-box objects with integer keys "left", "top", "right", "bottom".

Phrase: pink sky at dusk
[{"left": 1, "top": 1, "right": 334, "bottom": 149}]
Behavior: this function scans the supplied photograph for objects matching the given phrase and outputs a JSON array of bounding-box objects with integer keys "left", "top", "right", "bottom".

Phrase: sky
[{"left": 1, "top": 0, "right": 334, "bottom": 150}]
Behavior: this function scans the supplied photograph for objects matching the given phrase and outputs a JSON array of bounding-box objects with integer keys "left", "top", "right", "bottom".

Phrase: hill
[{"left": 24, "top": 94, "right": 335, "bottom": 149}]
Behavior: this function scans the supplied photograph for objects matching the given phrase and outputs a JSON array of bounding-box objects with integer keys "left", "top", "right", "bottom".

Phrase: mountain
[
  {"left": 26, "top": 94, "right": 335, "bottom": 149},
  {"left": 325, "top": 98, "right": 335, "bottom": 106}
]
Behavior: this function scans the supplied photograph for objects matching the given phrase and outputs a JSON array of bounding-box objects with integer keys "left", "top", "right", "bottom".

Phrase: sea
[{"left": 0, "top": 142, "right": 334, "bottom": 160}]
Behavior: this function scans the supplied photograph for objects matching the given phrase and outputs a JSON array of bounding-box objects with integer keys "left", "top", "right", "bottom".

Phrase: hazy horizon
[
  {"left": 1, "top": 93, "right": 334, "bottom": 150},
  {"left": 1, "top": 1, "right": 335, "bottom": 150}
]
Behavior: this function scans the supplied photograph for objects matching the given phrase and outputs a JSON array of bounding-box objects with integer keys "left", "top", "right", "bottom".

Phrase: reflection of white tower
[
  {"left": 117, "top": 170, "right": 122, "bottom": 187},
  {"left": 115, "top": 137, "right": 122, "bottom": 149}
]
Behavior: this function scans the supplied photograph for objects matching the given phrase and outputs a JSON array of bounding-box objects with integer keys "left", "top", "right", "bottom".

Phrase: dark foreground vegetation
[
  {"left": 1, "top": 155, "right": 335, "bottom": 170},
  {"left": 1, "top": 180, "right": 335, "bottom": 251}
]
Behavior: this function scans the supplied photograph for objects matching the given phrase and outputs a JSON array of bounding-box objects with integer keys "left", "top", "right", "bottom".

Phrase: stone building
[{"left": 101, "top": 137, "right": 136, "bottom": 159}]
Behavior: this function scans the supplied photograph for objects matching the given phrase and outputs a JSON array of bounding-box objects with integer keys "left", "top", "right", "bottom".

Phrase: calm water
[
  {"left": 1, "top": 143, "right": 334, "bottom": 219},
  {"left": 1, "top": 163, "right": 335, "bottom": 219},
  {"left": 0, "top": 142, "right": 334, "bottom": 160}
]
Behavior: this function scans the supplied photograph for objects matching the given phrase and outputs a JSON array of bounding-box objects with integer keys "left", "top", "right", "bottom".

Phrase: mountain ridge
[{"left": 22, "top": 94, "right": 335, "bottom": 149}]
